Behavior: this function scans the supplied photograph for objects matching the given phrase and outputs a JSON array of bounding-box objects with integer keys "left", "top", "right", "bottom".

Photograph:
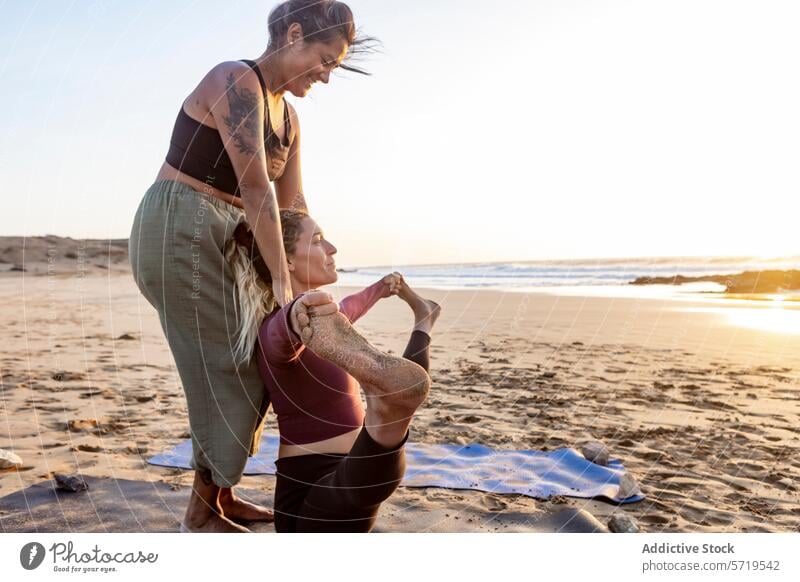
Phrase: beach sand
[{"left": 1, "top": 256, "right": 798, "bottom": 533}]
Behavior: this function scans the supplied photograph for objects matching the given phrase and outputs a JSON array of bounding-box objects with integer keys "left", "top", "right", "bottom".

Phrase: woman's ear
[
  {"left": 286, "top": 257, "right": 295, "bottom": 272},
  {"left": 286, "top": 22, "right": 303, "bottom": 46}
]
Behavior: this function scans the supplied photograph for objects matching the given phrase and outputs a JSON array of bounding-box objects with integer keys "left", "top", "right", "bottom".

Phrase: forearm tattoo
[
  {"left": 290, "top": 190, "right": 309, "bottom": 213},
  {"left": 223, "top": 73, "right": 260, "bottom": 156},
  {"left": 239, "top": 180, "right": 278, "bottom": 223},
  {"left": 264, "top": 196, "right": 277, "bottom": 222}
]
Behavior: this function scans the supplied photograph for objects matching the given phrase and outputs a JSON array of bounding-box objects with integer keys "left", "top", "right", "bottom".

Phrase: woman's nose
[{"left": 326, "top": 241, "right": 337, "bottom": 254}]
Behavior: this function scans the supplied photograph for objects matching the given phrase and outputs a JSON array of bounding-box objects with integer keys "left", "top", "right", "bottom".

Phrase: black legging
[{"left": 273, "top": 330, "right": 430, "bottom": 533}]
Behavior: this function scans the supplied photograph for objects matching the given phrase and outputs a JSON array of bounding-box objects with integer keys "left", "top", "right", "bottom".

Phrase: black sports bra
[{"left": 165, "top": 59, "right": 295, "bottom": 197}]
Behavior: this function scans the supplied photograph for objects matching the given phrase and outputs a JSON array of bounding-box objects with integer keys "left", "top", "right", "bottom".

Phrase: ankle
[
  {"left": 412, "top": 322, "right": 433, "bottom": 335},
  {"left": 406, "top": 298, "right": 429, "bottom": 315},
  {"left": 185, "top": 502, "right": 217, "bottom": 524},
  {"left": 218, "top": 494, "right": 243, "bottom": 510}
]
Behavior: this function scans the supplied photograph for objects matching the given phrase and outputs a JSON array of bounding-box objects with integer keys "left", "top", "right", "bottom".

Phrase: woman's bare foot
[
  {"left": 217, "top": 488, "right": 275, "bottom": 523},
  {"left": 182, "top": 470, "right": 251, "bottom": 533},
  {"left": 397, "top": 281, "right": 441, "bottom": 335},
  {"left": 182, "top": 512, "right": 251, "bottom": 533},
  {"left": 305, "top": 312, "right": 430, "bottom": 402},
  {"left": 305, "top": 312, "right": 431, "bottom": 449}
]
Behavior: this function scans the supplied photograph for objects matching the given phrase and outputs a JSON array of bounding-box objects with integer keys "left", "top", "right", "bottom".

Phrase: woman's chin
[
  {"left": 307, "top": 273, "right": 337, "bottom": 288},
  {"left": 290, "top": 84, "right": 312, "bottom": 98}
]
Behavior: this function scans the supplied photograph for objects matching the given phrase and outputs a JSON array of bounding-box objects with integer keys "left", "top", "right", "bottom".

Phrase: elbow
[
  {"left": 239, "top": 186, "right": 279, "bottom": 220},
  {"left": 238, "top": 181, "right": 272, "bottom": 200}
]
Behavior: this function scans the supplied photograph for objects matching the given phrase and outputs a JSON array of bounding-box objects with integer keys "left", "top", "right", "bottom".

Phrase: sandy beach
[{"left": 1, "top": 248, "right": 798, "bottom": 533}]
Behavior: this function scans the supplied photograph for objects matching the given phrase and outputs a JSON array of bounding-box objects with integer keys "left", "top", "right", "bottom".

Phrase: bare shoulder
[
  {"left": 206, "top": 60, "right": 259, "bottom": 92},
  {"left": 184, "top": 61, "right": 262, "bottom": 121}
]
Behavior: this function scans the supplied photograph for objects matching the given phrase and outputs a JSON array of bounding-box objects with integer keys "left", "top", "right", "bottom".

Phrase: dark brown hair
[
  {"left": 234, "top": 210, "right": 309, "bottom": 285},
  {"left": 267, "top": 0, "right": 379, "bottom": 75}
]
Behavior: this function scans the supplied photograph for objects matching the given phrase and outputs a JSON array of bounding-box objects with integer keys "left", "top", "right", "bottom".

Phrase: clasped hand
[{"left": 289, "top": 290, "right": 338, "bottom": 343}]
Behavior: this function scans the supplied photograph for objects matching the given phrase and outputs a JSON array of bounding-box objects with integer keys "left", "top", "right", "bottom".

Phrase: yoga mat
[{"left": 148, "top": 435, "right": 644, "bottom": 504}]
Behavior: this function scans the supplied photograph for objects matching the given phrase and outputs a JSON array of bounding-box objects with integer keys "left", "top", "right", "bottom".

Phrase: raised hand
[{"left": 380, "top": 272, "right": 404, "bottom": 298}]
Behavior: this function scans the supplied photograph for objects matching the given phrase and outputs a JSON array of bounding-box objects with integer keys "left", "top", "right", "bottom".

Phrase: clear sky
[{"left": 2, "top": 0, "right": 799, "bottom": 267}]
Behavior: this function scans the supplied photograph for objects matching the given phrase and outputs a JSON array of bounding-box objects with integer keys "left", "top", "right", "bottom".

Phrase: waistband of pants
[
  {"left": 146, "top": 179, "right": 240, "bottom": 213},
  {"left": 275, "top": 425, "right": 410, "bottom": 475}
]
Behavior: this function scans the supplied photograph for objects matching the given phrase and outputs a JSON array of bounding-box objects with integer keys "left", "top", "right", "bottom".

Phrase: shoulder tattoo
[{"left": 222, "top": 72, "right": 261, "bottom": 156}]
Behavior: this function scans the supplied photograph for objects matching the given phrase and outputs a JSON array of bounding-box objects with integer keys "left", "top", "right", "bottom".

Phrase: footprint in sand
[
  {"left": 640, "top": 514, "right": 670, "bottom": 526},
  {"left": 481, "top": 495, "right": 509, "bottom": 512},
  {"left": 66, "top": 419, "right": 99, "bottom": 432},
  {"left": 75, "top": 444, "right": 104, "bottom": 453},
  {"left": 51, "top": 371, "right": 86, "bottom": 382}
]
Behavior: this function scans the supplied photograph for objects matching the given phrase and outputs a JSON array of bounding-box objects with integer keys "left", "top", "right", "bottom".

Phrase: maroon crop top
[
  {"left": 165, "top": 59, "right": 295, "bottom": 196},
  {"left": 256, "top": 280, "right": 388, "bottom": 446}
]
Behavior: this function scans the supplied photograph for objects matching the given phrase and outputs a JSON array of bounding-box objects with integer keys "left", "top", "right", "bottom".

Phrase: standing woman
[{"left": 129, "top": 0, "right": 374, "bottom": 533}]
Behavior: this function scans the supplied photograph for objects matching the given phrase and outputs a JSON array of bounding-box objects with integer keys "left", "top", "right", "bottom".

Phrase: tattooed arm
[
  {"left": 207, "top": 62, "right": 293, "bottom": 306},
  {"left": 274, "top": 102, "right": 308, "bottom": 213}
]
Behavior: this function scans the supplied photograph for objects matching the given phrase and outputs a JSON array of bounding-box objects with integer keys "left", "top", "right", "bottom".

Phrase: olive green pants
[{"left": 129, "top": 179, "right": 268, "bottom": 487}]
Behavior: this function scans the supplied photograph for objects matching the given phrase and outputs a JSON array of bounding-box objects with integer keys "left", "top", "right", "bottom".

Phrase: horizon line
[{"left": 2, "top": 235, "right": 798, "bottom": 271}]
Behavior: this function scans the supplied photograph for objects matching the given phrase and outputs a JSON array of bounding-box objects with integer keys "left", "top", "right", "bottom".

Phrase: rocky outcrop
[{"left": 629, "top": 269, "right": 800, "bottom": 294}]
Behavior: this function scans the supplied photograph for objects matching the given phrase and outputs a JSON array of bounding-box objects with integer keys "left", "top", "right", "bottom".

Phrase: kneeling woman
[{"left": 230, "top": 210, "right": 440, "bottom": 532}]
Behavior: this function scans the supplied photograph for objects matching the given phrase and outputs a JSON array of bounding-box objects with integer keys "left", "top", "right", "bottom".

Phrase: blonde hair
[{"left": 226, "top": 211, "right": 309, "bottom": 366}]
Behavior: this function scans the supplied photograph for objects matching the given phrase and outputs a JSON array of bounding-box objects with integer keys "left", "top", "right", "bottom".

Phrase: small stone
[
  {"left": 608, "top": 513, "right": 640, "bottom": 533},
  {"left": 0, "top": 449, "right": 23, "bottom": 470},
  {"left": 455, "top": 436, "right": 468, "bottom": 446},
  {"left": 116, "top": 333, "right": 136, "bottom": 340},
  {"left": 76, "top": 444, "right": 103, "bottom": 453},
  {"left": 581, "top": 441, "right": 610, "bottom": 466},
  {"left": 618, "top": 472, "right": 642, "bottom": 498},
  {"left": 135, "top": 394, "right": 156, "bottom": 403},
  {"left": 67, "top": 419, "right": 99, "bottom": 432},
  {"left": 778, "top": 477, "right": 793, "bottom": 488},
  {"left": 54, "top": 473, "right": 89, "bottom": 492}
]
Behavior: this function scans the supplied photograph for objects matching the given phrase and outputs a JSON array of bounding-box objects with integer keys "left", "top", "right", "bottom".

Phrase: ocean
[{"left": 335, "top": 255, "right": 800, "bottom": 296}]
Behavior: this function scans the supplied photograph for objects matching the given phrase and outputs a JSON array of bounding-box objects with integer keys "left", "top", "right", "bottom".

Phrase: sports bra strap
[
  {"left": 239, "top": 59, "right": 292, "bottom": 147},
  {"left": 240, "top": 59, "right": 267, "bottom": 97}
]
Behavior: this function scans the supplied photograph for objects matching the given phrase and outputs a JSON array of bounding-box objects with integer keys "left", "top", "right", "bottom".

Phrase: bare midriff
[
  {"left": 155, "top": 161, "right": 245, "bottom": 209},
  {"left": 278, "top": 427, "right": 362, "bottom": 458}
]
